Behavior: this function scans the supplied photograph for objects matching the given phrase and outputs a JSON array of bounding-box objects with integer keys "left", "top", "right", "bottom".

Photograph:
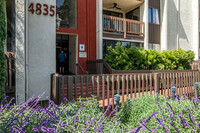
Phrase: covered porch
[{"left": 102, "top": 0, "right": 145, "bottom": 40}]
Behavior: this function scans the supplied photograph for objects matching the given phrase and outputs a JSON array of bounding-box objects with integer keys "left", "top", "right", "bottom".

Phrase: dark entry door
[{"left": 56, "top": 34, "right": 69, "bottom": 74}]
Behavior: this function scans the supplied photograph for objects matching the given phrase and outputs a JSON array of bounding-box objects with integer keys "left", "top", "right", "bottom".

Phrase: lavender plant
[
  {"left": 117, "top": 93, "right": 200, "bottom": 132},
  {"left": 1, "top": 90, "right": 200, "bottom": 133},
  {"left": 0, "top": 94, "right": 124, "bottom": 133}
]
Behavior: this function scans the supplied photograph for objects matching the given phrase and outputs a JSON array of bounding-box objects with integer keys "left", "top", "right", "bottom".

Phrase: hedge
[
  {"left": 0, "top": 0, "right": 7, "bottom": 101},
  {"left": 105, "top": 42, "right": 195, "bottom": 70}
]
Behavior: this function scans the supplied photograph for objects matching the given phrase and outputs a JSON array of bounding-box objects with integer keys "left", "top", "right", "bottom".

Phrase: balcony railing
[{"left": 103, "top": 15, "right": 144, "bottom": 39}]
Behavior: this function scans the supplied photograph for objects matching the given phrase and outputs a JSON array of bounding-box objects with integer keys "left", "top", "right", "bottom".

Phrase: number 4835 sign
[{"left": 28, "top": 3, "right": 55, "bottom": 16}]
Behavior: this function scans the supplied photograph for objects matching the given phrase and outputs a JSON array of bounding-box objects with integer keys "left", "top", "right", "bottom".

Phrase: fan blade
[{"left": 116, "top": 7, "right": 121, "bottom": 10}]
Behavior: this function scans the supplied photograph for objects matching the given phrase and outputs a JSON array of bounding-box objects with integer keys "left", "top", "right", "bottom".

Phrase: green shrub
[
  {"left": 0, "top": 0, "right": 7, "bottom": 101},
  {"left": 117, "top": 94, "right": 200, "bottom": 132},
  {"left": 105, "top": 43, "right": 195, "bottom": 70}
]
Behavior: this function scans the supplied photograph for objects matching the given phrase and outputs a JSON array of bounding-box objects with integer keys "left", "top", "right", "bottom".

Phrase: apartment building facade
[{"left": 4, "top": 0, "right": 200, "bottom": 102}]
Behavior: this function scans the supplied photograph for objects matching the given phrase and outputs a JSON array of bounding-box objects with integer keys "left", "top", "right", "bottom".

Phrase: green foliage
[
  {"left": 105, "top": 43, "right": 195, "bottom": 70},
  {"left": 117, "top": 94, "right": 200, "bottom": 132},
  {"left": 0, "top": 0, "right": 7, "bottom": 101}
]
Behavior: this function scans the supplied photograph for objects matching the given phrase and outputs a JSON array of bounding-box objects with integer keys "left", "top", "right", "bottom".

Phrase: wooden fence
[
  {"left": 5, "top": 52, "right": 16, "bottom": 94},
  {"left": 51, "top": 70, "right": 200, "bottom": 111},
  {"left": 191, "top": 60, "right": 200, "bottom": 71}
]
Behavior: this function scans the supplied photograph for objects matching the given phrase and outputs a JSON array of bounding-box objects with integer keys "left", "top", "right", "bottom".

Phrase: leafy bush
[
  {"left": 1, "top": 92, "right": 200, "bottom": 132},
  {"left": 0, "top": 0, "right": 7, "bottom": 102},
  {"left": 0, "top": 94, "right": 124, "bottom": 132},
  {"left": 105, "top": 43, "right": 195, "bottom": 70},
  {"left": 118, "top": 93, "right": 200, "bottom": 132}
]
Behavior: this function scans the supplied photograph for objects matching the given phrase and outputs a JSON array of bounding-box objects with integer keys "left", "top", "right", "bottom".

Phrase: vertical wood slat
[
  {"left": 107, "top": 76, "right": 110, "bottom": 110},
  {"left": 74, "top": 77, "right": 77, "bottom": 100},
  {"left": 67, "top": 76, "right": 73, "bottom": 101},
  {"left": 86, "top": 76, "right": 89, "bottom": 97},
  {"left": 122, "top": 75, "right": 125, "bottom": 102},
  {"left": 117, "top": 75, "right": 120, "bottom": 94},
  {"left": 8, "top": 54, "right": 12, "bottom": 91},
  {"left": 81, "top": 76, "right": 84, "bottom": 97},
  {"left": 91, "top": 76, "right": 95, "bottom": 94},
  {"left": 102, "top": 76, "right": 105, "bottom": 112},
  {"left": 138, "top": 75, "right": 141, "bottom": 97},
  {"left": 150, "top": 74, "right": 152, "bottom": 95},
  {"left": 97, "top": 76, "right": 100, "bottom": 100},
  {"left": 179, "top": 73, "right": 181, "bottom": 94},
  {"left": 186, "top": 72, "right": 188, "bottom": 95},
  {"left": 146, "top": 74, "right": 148, "bottom": 93},
  {"left": 160, "top": 73, "right": 163, "bottom": 96},
  {"left": 142, "top": 74, "right": 144, "bottom": 95},
  {"left": 112, "top": 75, "right": 115, "bottom": 110},
  {"left": 126, "top": 75, "right": 129, "bottom": 98},
  {"left": 189, "top": 72, "right": 191, "bottom": 97},
  {"left": 175, "top": 73, "right": 178, "bottom": 94},
  {"left": 62, "top": 77, "right": 65, "bottom": 103},
  {"left": 130, "top": 75, "right": 133, "bottom": 98},
  {"left": 163, "top": 73, "right": 166, "bottom": 97},
  {"left": 167, "top": 73, "right": 169, "bottom": 97},
  {"left": 134, "top": 75, "right": 137, "bottom": 98},
  {"left": 154, "top": 73, "right": 160, "bottom": 94}
]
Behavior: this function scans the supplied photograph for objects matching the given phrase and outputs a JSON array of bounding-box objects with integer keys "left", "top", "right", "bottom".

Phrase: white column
[
  {"left": 143, "top": 0, "right": 149, "bottom": 50},
  {"left": 193, "top": 0, "right": 199, "bottom": 60},
  {"left": 15, "top": 0, "right": 26, "bottom": 102},
  {"left": 160, "top": 0, "right": 168, "bottom": 51},
  {"left": 96, "top": 0, "right": 103, "bottom": 59}
]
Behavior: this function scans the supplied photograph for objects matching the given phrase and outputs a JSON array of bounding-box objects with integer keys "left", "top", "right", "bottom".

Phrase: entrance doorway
[{"left": 56, "top": 34, "right": 77, "bottom": 75}]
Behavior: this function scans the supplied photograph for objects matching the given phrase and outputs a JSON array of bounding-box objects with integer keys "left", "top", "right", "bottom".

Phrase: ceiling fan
[{"left": 108, "top": 3, "right": 121, "bottom": 10}]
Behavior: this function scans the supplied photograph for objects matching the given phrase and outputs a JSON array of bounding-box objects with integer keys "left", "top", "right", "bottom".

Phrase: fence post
[
  {"left": 154, "top": 73, "right": 161, "bottom": 94},
  {"left": 51, "top": 74, "right": 60, "bottom": 105},
  {"left": 172, "top": 86, "right": 176, "bottom": 100},
  {"left": 68, "top": 76, "right": 73, "bottom": 101},
  {"left": 195, "top": 82, "right": 199, "bottom": 98}
]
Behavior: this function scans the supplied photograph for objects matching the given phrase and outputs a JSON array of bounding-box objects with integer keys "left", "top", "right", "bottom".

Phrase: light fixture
[{"left": 56, "top": 14, "right": 62, "bottom": 29}]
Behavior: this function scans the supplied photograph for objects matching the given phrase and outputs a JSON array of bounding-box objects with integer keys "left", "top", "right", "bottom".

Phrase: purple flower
[
  {"left": 155, "top": 117, "right": 168, "bottom": 131},
  {"left": 61, "top": 121, "right": 73, "bottom": 131},
  {"left": 198, "top": 123, "right": 200, "bottom": 128},
  {"left": 74, "top": 107, "right": 84, "bottom": 127},
  {"left": 139, "top": 120, "right": 152, "bottom": 132},
  {"left": 10, "top": 126, "right": 25, "bottom": 133},
  {"left": 145, "top": 112, "right": 158, "bottom": 123},
  {"left": 96, "top": 98, "right": 114, "bottom": 127},
  {"left": 169, "top": 122, "right": 180, "bottom": 133},
  {"left": 156, "top": 101, "right": 165, "bottom": 118},
  {"left": 64, "top": 98, "right": 74, "bottom": 109},
  {"left": 188, "top": 113, "right": 195, "bottom": 129},
  {"left": 166, "top": 102, "right": 175, "bottom": 115},
  {"left": 135, "top": 126, "right": 142, "bottom": 133},
  {"left": 83, "top": 117, "right": 97, "bottom": 133}
]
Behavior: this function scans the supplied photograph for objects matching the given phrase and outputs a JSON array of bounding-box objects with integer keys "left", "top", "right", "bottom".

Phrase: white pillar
[
  {"left": 15, "top": 0, "right": 26, "bottom": 102},
  {"left": 143, "top": 0, "right": 149, "bottom": 50},
  {"left": 193, "top": 0, "right": 199, "bottom": 60},
  {"left": 160, "top": 0, "right": 168, "bottom": 51},
  {"left": 96, "top": 0, "right": 103, "bottom": 59}
]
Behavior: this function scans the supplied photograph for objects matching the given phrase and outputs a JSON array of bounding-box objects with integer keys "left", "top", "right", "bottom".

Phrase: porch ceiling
[{"left": 103, "top": 0, "right": 144, "bottom": 12}]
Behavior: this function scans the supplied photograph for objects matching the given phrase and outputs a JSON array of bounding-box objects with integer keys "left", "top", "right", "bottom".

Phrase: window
[
  {"left": 148, "top": 43, "right": 160, "bottom": 51},
  {"left": 6, "top": 0, "right": 15, "bottom": 52},
  {"left": 126, "top": 7, "right": 140, "bottom": 21},
  {"left": 56, "top": 0, "right": 77, "bottom": 29},
  {"left": 103, "top": 10, "right": 123, "bottom": 18},
  {"left": 148, "top": 8, "right": 160, "bottom": 24}
]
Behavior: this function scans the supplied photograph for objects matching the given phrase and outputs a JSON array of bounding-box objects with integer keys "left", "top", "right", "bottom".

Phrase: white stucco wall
[
  {"left": 160, "top": 0, "right": 199, "bottom": 59},
  {"left": 27, "top": 0, "right": 56, "bottom": 100},
  {"left": 15, "top": 0, "right": 26, "bottom": 102}
]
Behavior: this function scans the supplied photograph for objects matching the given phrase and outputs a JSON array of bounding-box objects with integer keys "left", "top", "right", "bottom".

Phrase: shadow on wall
[{"left": 160, "top": 0, "right": 188, "bottom": 50}]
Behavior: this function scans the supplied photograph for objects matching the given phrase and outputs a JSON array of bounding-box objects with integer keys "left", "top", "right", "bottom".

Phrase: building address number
[{"left": 28, "top": 3, "right": 55, "bottom": 17}]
